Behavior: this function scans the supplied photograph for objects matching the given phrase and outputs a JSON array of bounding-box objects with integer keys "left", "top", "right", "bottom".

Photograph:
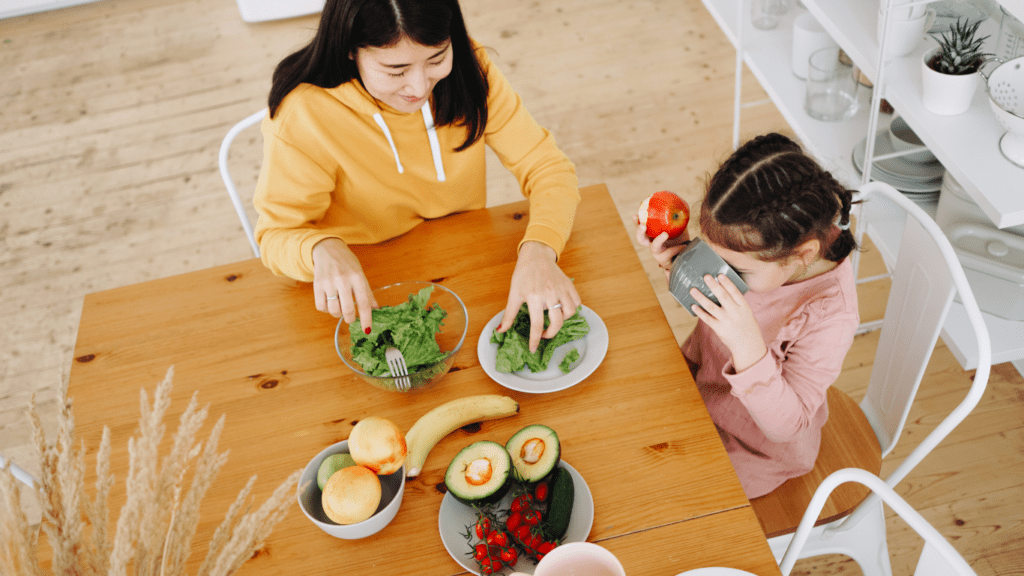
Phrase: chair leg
[{"left": 770, "top": 501, "right": 893, "bottom": 576}]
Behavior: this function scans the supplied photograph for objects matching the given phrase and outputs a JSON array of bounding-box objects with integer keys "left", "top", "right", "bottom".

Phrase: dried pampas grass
[{"left": 0, "top": 367, "right": 301, "bottom": 576}]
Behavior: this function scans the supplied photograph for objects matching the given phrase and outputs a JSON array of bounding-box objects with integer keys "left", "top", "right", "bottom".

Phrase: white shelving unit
[{"left": 700, "top": 0, "right": 1024, "bottom": 370}]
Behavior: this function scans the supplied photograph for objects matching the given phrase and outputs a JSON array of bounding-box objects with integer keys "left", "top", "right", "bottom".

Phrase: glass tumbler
[
  {"left": 804, "top": 47, "right": 861, "bottom": 121},
  {"left": 751, "top": 0, "right": 784, "bottom": 30}
]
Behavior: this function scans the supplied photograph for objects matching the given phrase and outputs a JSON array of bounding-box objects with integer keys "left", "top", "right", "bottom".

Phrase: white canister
[
  {"left": 792, "top": 12, "right": 838, "bottom": 78},
  {"left": 935, "top": 172, "right": 1024, "bottom": 237}
]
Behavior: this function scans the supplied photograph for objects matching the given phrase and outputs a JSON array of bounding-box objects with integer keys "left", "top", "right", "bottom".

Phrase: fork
[{"left": 385, "top": 347, "right": 411, "bottom": 392}]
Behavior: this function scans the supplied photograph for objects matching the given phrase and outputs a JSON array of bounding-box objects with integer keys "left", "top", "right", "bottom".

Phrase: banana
[{"left": 404, "top": 395, "right": 519, "bottom": 478}]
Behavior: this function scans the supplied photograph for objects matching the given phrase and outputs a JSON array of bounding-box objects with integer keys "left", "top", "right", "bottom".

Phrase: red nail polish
[{"left": 364, "top": 327, "right": 371, "bottom": 334}]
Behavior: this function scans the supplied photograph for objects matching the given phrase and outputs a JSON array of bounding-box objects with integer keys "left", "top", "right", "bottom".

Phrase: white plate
[
  {"left": 477, "top": 305, "right": 609, "bottom": 393},
  {"left": 438, "top": 461, "right": 595, "bottom": 575},
  {"left": 675, "top": 565, "right": 757, "bottom": 569},
  {"left": 852, "top": 134, "right": 943, "bottom": 194},
  {"left": 853, "top": 131, "right": 945, "bottom": 181}
]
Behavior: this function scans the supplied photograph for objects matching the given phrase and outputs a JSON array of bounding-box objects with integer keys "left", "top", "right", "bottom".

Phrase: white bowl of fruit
[{"left": 297, "top": 417, "right": 407, "bottom": 539}]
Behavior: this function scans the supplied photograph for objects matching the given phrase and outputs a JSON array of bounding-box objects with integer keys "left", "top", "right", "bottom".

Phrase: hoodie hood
[{"left": 326, "top": 80, "right": 446, "bottom": 182}]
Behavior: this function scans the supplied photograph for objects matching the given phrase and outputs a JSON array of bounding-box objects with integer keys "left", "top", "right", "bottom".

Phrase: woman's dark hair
[
  {"left": 267, "top": 0, "right": 488, "bottom": 151},
  {"left": 699, "top": 133, "right": 858, "bottom": 263}
]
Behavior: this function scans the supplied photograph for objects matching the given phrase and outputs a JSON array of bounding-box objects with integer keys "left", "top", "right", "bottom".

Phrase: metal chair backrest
[
  {"left": 779, "top": 468, "right": 976, "bottom": 576},
  {"left": 855, "top": 182, "right": 991, "bottom": 493},
  {"left": 217, "top": 109, "right": 267, "bottom": 258}
]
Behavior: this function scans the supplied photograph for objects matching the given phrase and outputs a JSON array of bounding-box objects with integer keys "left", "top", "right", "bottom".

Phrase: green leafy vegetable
[
  {"left": 349, "top": 286, "right": 448, "bottom": 376},
  {"left": 559, "top": 348, "right": 580, "bottom": 373},
  {"left": 491, "top": 304, "right": 589, "bottom": 373}
]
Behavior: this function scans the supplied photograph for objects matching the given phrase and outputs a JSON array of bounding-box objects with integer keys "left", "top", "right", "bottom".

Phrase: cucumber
[{"left": 541, "top": 465, "right": 574, "bottom": 540}]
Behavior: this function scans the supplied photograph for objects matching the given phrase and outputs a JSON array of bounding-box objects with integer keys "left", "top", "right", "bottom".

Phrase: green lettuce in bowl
[{"left": 335, "top": 282, "right": 467, "bottom": 392}]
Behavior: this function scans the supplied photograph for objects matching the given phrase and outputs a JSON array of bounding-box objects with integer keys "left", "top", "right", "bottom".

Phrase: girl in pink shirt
[{"left": 638, "top": 133, "right": 860, "bottom": 498}]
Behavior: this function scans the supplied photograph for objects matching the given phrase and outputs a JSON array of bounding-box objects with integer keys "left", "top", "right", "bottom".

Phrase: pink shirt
[{"left": 682, "top": 258, "right": 859, "bottom": 499}]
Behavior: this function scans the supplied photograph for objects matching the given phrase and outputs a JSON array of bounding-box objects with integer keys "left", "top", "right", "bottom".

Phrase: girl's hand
[
  {"left": 633, "top": 214, "right": 690, "bottom": 278},
  {"left": 312, "top": 238, "right": 378, "bottom": 331},
  {"left": 497, "top": 241, "right": 582, "bottom": 353},
  {"left": 689, "top": 273, "right": 767, "bottom": 372}
]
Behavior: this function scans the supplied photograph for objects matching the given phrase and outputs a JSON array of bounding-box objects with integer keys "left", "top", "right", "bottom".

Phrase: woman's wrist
[
  {"left": 518, "top": 240, "right": 557, "bottom": 263},
  {"left": 312, "top": 237, "right": 346, "bottom": 264}
]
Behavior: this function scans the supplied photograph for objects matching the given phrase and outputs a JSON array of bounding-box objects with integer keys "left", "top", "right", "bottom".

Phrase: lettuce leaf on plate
[
  {"left": 349, "top": 286, "right": 448, "bottom": 376},
  {"left": 490, "top": 304, "right": 589, "bottom": 373}
]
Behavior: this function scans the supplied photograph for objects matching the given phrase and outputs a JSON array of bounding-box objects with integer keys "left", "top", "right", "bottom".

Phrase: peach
[
  {"left": 321, "top": 465, "right": 381, "bottom": 525},
  {"left": 348, "top": 416, "right": 407, "bottom": 475}
]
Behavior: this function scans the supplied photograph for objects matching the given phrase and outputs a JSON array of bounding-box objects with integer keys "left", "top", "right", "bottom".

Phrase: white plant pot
[{"left": 921, "top": 48, "right": 982, "bottom": 115}]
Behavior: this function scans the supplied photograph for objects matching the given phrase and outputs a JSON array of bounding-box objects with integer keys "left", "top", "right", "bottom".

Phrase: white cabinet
[{"left": 699, "top": 0, "right": 1024, "bottom": 370}]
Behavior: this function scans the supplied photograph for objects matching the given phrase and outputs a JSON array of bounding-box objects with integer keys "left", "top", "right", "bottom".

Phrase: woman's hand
[
  {"left": 633, "top": 214, "right": 690, "bottom": 280},
  {"left": 497, "top": 241, "right": 582, "bottom": 353},
  {"left": 689, "top": 273, "right": 767, "bottom": 373},
  {"left": 312, "top": 238, "right": 378, "bottom": 332}
]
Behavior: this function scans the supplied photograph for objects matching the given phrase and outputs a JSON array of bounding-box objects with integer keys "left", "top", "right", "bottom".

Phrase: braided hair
[{"left": 699, "top": 133, "right": 858, "bottom": 263}]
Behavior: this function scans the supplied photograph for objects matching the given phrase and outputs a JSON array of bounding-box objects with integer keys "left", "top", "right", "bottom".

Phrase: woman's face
[
  {"left": 704, "top": 238, "right": 805, "bottom": 293},
  {"left": 353, "top": 36, "right": 453, "bottom": 113}
]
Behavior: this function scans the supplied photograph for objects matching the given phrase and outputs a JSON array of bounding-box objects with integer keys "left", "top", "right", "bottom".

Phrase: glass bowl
[{"left": 334, "top": 281, "right": 467, "bottom": 393}]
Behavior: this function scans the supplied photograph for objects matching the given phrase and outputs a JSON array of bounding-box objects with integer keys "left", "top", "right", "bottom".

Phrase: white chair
[
  {"left": 0, "top": 454, "right": 38, "bottom": 489},
  {"left": 754, "top": 181, "right": 992, "bottom": 576},
  {"left": 218, "top": 109, "right": 266, "bottom": 258},
  {"left": 780, "top": 468, "right": 976, "bottom": 576}
]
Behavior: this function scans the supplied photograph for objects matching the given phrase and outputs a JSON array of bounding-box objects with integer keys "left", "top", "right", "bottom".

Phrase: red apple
[{"left": 638, "top": 191, "right": 690, "bottom": 240}]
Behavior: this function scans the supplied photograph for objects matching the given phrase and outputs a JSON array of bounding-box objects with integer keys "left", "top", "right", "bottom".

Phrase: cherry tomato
[
  {"left": 534, "top": 481, "right": 549, "bottom": 502},
  {"left": 486, "top": 530, "right": 509, "bottom": 549},
  {"left": 475, "top": 517, "right": 492, "bottom": 539},
  {"left": 505, "top": 511, "right": 522, "bottom": 532},
  {"left": 480, "top": 557, "right": 503, "bottom": 575},
  {"left": 514, "top": 525, "right": 532, "bottom": 545},
  {"left": 511, "top": 494, "right": 532, "bottom": 512},
  {"left": 522, "top": 510, "right": 541, "bottom": 526},
  {"left": 500, "top": 547, "right": 519, "bottom": 565},
  {"left": 527, "top": 534, "right": 542, "bottom": 550},
  {"left": 537, "top": 541, "right": 557, "bottom": 555},
  {"left": 473, "top": 543, "right": 489, "bottom": 561}
]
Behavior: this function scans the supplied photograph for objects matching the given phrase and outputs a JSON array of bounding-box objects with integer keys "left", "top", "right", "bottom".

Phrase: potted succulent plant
[{"left": 921, "top": 18, "right": 992, "bottom": 115}]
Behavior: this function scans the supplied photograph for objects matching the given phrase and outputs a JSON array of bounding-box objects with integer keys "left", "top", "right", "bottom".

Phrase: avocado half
[
  {"left": 505, "top": 424, "right": 561, "bottom": 483},
  {"left": 444, "top": 441, "right": 513, "bottom": 506}
]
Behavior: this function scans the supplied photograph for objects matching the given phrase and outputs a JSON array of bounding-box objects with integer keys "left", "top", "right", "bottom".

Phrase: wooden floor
[{"left": 1, "top": 0, "right": 1020, "bottom": 574}]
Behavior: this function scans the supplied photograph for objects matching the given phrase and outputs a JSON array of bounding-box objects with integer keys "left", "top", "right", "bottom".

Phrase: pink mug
[{"left": 509, "top": 542, "right": 626, "bottom": 576}]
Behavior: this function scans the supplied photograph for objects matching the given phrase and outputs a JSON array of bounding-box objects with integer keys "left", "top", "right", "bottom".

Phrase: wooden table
[{"left": 67, "top": 184, "right": 781, "bottom": 576}]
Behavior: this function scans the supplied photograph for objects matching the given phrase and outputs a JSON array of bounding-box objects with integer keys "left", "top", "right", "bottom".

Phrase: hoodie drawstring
[
  {"left": 371, "top": 105, "right": 446, "bottom": 182},
  {"left": 420, "top": 103, "right": 446, "bottom": 182},
  {"left": 372, "top": 113, "right": 404, "bottom": 174}
]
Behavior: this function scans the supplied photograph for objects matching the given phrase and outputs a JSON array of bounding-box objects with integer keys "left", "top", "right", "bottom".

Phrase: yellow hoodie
[{"left": 253, "top": 44, "right": 580, "bottom": 282}]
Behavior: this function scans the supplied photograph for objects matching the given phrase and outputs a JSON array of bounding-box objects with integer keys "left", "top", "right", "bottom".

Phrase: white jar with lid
[
  {"left": 949, "top": 223, "right": 1024, "bottom": 321},
  {"left": 935, "top": 172, "right": 1024, "bottom": 237}
]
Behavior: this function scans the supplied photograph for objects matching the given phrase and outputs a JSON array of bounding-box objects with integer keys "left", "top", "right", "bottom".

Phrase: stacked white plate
[{"left": 852, "top": 130, "right": 945, "bottom": 205}]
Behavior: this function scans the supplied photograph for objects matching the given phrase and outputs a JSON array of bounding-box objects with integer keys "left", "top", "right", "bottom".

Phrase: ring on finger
[
  {"left": 549, "top": 303, "right": 562, "bottom": 310},
  {"left": 326, "top": 295, "right": 339, "bottom": 301}
]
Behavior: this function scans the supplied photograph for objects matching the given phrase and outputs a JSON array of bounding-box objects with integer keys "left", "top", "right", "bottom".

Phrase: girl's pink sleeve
[{"left": 720, "top": 306, "right": 859, "bottom": 443}]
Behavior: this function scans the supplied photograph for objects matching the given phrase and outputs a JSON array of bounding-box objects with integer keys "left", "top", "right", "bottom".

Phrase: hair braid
[{"left": 700, "top": 133, "right": 860, "bottom": 263}]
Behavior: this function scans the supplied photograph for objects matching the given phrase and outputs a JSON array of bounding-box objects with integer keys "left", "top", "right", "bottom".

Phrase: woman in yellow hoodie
[{"left": 254, "top": 0, "right": 581, "bottom": 352}]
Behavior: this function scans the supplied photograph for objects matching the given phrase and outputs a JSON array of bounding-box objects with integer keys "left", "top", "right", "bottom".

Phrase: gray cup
[{"left": 668, "top": 238, "right": 750, "bottom": 316}]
